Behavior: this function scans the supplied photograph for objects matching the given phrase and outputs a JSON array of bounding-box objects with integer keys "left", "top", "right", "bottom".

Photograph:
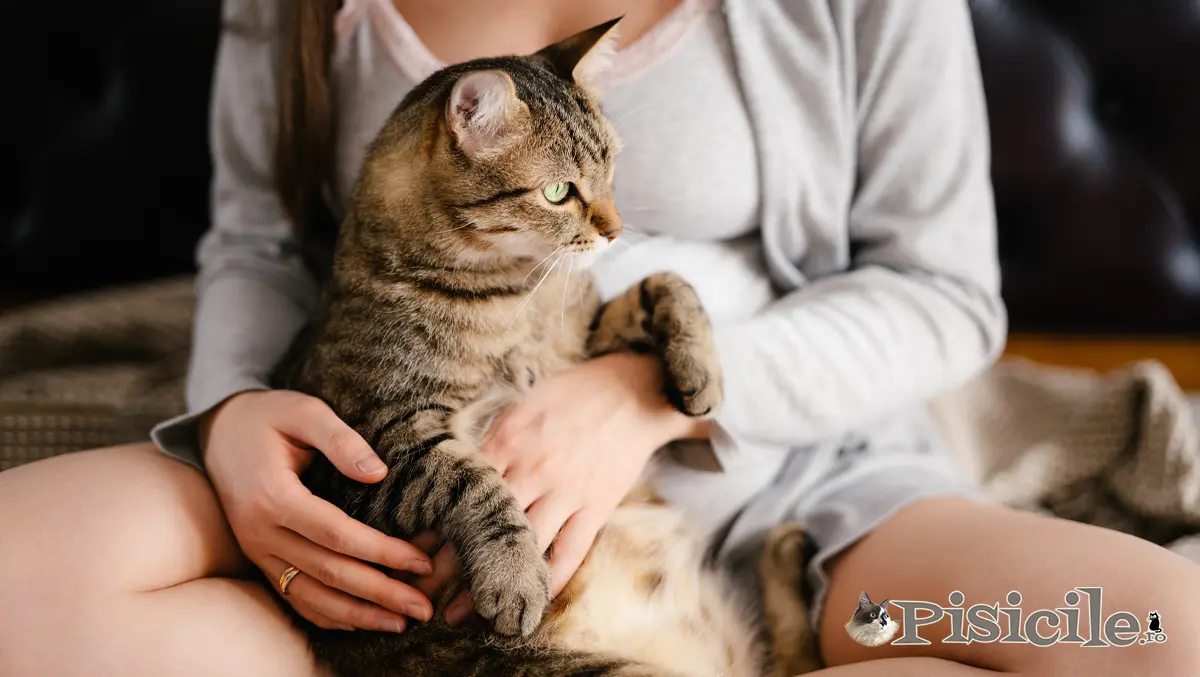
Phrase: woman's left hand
[{"left": 432, "top": 351, "right": 703, "bottom": 625}]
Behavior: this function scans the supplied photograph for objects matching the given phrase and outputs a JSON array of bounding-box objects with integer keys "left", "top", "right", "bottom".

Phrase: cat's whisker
[
  {"left": 621, "top": 196, "right": 693, "bottom": 212},
  {"left": 610, "top": 103, "right": 657, "bottom": 128},
  {"left": 508, "top": 251, "right": 562, "bottom": 331},
  {"left": 577, "top": 258, "right": 587, "bottom": 310},
  {"left": 525, "top": 246, "right": 565, "bottom": 284},
  {"left": 560, "top": 255, "right": 576, "bottom": 330}
]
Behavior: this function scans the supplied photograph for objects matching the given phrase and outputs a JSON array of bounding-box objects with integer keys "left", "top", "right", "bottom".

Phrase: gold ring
[{"left": 278, "top": 565, "right": 302, "bottom": 595}]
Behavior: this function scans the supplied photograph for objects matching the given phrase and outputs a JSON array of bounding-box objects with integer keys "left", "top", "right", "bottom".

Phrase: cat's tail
[
  {"left": 759, "top": 522, "right": 823, "bottom": 676},
  {"left": 310, "top": 625, "right": 680, "bottom": 677}
]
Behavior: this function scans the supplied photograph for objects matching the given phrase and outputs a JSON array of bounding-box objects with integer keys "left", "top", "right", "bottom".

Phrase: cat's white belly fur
[{"left": 536, "top": 502, "right": 764, "bottom": 677}]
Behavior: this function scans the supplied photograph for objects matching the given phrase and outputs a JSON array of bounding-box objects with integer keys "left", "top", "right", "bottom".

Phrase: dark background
[{"left": 3, "top": 0, "right": 1199, "bottom": 334}]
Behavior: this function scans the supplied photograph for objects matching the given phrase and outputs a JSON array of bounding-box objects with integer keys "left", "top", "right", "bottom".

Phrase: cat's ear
[
  {"left": 446, "top": 69, "right": 527, "bottom": 158},
  {"left": 879, "top": 599, "right": 890, "bottom": 608},
  {"left": 534, "top": 17, "right": 621, "bottom": 89},
  {"left": 857, "top": 591, "right": 873, "bottom": 610}
]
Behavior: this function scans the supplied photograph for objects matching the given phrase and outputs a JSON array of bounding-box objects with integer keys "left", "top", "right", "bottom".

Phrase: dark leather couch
[{"left": 4, "top": 0, "right": 1199, "bottom": 334}]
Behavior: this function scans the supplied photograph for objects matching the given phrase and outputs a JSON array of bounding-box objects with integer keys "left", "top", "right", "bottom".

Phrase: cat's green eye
[{"left": 542, "top": 182, "right": 570, "bottom": 204}]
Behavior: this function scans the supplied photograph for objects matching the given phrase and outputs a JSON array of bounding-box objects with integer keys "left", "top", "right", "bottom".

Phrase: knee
[{"left": 1033, "top": 562, "right": 1200, "bottom": 677}]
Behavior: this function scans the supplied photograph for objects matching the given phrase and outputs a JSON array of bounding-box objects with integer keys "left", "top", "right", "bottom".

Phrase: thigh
[
  {"left": 0, "top": 442, "right": 245, "bottom": 593},
  {"left": 819, "top": 497, "right": 1200, "bottom": 676},
  {"left": 0, "top": 443, "right": 322, "bottom": 677}
]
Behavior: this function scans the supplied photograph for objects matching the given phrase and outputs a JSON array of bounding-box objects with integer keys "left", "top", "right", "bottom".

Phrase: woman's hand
[
  {"left": 436, "top": 352, "right": 705, "bottom": 624},
  {"left": 201, "top": 389, "right": 435, "bottom": 633}
]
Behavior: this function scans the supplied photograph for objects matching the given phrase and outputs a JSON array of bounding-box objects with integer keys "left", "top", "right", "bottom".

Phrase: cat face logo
[{"left": 845, "top": 591, "right": 900, "bottom": 647}]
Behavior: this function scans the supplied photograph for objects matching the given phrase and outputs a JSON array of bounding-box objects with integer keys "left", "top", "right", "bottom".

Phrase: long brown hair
[{"left": 275, "top": 0, "right": 341, "bottom": 243}]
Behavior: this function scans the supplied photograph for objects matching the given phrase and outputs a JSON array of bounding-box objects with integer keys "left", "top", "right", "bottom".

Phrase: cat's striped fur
[{"left": 273, "top": 19, "right": 818, "bottom": 677}]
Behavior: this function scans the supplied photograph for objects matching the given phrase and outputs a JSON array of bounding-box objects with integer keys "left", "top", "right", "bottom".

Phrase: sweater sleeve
[
  {"left": 710, "top": 0, "right": 1007, "bottom": 449},
  {"left": 150, "top": 0, "right": 320, "bottom": 468}
]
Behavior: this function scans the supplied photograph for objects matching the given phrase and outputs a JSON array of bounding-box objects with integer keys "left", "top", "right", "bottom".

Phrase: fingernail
[
  {"left": 338, "top": 624, "right": 355, "bottom": 631},
  {"left": 355, "top": 454, "right": 386, "bottom": 475},
  {"left": 406, "top": 604, "right": 431, "bottom": 623},
  {"left": 410, "top": 559, "right": 433, "bottom": 576},
  {"left": 379, "top": 618, "right": 406, "bottom": 633},
  {"left": 445, "top": 599, "right": 470, "bottom": 626}
]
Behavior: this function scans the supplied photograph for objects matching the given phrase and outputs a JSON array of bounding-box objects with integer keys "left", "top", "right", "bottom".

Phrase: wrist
[
  {"left": 601, "top": 352, "right": 713, "bottom": 446},
  {"left": 199, "top": 389, "right": 263, "bottom": 460}
]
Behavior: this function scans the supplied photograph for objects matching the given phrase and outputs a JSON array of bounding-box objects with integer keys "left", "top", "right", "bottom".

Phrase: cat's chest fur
[{"left": 441, "top": 268, "right": 598, "bottom": 443}]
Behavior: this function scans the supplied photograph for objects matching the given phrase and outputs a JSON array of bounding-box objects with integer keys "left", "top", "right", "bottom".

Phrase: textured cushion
[{"left": 970, "top": 0, "right": 1200, "bottom": 333}]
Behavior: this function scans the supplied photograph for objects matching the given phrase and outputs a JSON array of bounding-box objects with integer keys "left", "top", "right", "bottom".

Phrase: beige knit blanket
[
  {"left": 2, "top": 278, "right": 1199, "bottom": 563},
  {"left": 931, "top": 359, "right": 1200, "bottom": 563}
]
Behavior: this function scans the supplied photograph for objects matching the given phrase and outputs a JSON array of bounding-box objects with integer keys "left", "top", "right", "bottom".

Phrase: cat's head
[
  {"left": 1149, "top": 611, "right": 1160, "bottom": 620},
  {"left": 368, "top": 18, "right": 624, "bottom": 269},
  {"left": 851, "top": 591, "right": 891, "bottom": 629}
]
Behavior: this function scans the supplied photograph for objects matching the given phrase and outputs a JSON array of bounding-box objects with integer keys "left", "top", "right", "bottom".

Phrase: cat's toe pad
[
  {"left": 469, "top": 546, "right": 550, "bottom": 636},
  {"left": 663, "top": 351, "right": 723, "bottom": 418}
]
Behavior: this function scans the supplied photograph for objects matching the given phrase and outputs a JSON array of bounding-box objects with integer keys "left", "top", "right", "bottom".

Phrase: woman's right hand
[{"left": 200, "top": 389, "right": 435, "bottom": 633}]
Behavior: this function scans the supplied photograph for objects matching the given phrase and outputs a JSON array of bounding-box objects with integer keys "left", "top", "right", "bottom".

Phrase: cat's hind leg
[
  {"left": 759, "top": 522, "right": 823, "bottom": 677},
  {"left": 587, "top": 272, "right": 723, "bottom": 418}
]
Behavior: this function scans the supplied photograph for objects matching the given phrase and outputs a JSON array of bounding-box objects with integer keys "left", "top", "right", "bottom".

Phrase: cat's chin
[{"left": 567, "top": 245, "right": 607, "bottom": 270}]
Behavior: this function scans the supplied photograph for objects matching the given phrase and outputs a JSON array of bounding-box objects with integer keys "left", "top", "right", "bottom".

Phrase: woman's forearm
[{"left": 186, "top": 258, "right": 319, "bottom": 415}]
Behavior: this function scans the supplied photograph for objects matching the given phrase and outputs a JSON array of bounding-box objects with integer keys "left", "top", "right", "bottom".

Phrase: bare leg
[
  {"left": 0, "top": 444, "right": 323, "bottom": 677},
  {"left": 813, "top": 497, "right": 1200, "bottom": 677}
]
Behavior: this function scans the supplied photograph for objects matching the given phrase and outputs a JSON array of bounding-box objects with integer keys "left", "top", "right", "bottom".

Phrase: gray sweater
[{"left": 151, "top": 0, "right": 1006, "bottom": 472}]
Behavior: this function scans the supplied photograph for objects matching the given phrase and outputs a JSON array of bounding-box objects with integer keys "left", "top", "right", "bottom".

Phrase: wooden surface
[{"left": 1004, "top": 335, "right": 1200, "bottom": 389}]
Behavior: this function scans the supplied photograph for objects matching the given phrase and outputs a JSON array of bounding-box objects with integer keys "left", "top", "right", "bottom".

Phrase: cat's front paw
[
  {"left": 467, "top": 532, "right": 551, "bottom": 636},
  {"left": 662, "top": 340, "right": 724, "bottom": 418}
]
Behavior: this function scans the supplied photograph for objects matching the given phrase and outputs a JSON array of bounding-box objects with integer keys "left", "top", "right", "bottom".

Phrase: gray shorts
[{"left": 648, "top": 408, "right": 987, "bottom": 632}]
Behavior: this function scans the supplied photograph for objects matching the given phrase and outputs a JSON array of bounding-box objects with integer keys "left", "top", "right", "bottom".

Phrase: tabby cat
[{"left": 274, "top": 17, "right": 823, "bottom": 677}]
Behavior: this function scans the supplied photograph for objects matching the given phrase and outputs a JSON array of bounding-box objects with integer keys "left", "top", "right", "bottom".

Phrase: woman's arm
[
  {"left": 153, "top": 2, "right": 441, "bottom": 633},
  {"left": 189, "top": 0, "right": 321, "bottom": 415},
  {"left": 712, "top": 0, "right": 1006, "bottom": 449},
  {"left": 152, "top": 0, "right": 321, "bottom": 463}
]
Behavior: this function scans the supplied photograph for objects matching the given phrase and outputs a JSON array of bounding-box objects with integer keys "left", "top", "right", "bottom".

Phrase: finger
[
  {"left": 288, "top": 603, "right": 352, "bottom": 631},
  {"left": 278, "top": 491, "right": 433, "bottom": 575},
  {"left": 409, "top": 530, "right": 442, "bottom": 556},
  {"left": 504, "top": 474, "right": 542, "bottom": 511},
  {"left": 263, "top": 555, "right": 409, "bottom": 633},
  {"left": 277, "top": 397, "right": 388, "bottom": 483},
  {"left": 445, "top": 589, "right": 476, "bottom": 627},
  {"left": 274, "top": 527, "right": 433, "bottom": 622},
  {"left": 390, "top": 531, "right": 441, "bottom": 587},
  {"left": 477, "top": 409, "right": 518, "bottom": 474},
  {"left": 250, "top": 555, "right": 351, "bottom": 630},
  {"left": 497, "top": 458, "right": 545, "bottom": 509},
  {"left": 414, "top": 544, "right": 459, "bottom": 599},
  {"left": 476, "top": 442, "right": 508, "bottom": 477},
  {"left": 548, "top": 511, "right": 603, "bottom": 597},
  {"left": 524, "top": 495, "right": 573, "bottom": 554}
]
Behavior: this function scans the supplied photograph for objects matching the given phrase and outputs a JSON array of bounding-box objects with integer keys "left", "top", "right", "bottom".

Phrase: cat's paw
[
  {"left": 468, "top": 533, "right": 551, "bottom": 636},
  {"left": 662, "top": 341, "right": 724, "bottom": 418}
]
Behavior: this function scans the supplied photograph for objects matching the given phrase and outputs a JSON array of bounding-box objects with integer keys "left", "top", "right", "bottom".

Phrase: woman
[{"left": 1, "top": 1, "right": 1197, "bottom": 675}]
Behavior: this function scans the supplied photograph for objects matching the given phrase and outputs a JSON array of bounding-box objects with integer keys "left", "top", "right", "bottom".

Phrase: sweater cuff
[{"left": 149, "top": 375, "right": 269, "bottom": 472}]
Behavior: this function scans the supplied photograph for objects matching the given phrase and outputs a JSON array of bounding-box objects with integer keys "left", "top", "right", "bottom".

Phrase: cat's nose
[{"left": 592, "top": 200, "right": 622, "bottom": 242}]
